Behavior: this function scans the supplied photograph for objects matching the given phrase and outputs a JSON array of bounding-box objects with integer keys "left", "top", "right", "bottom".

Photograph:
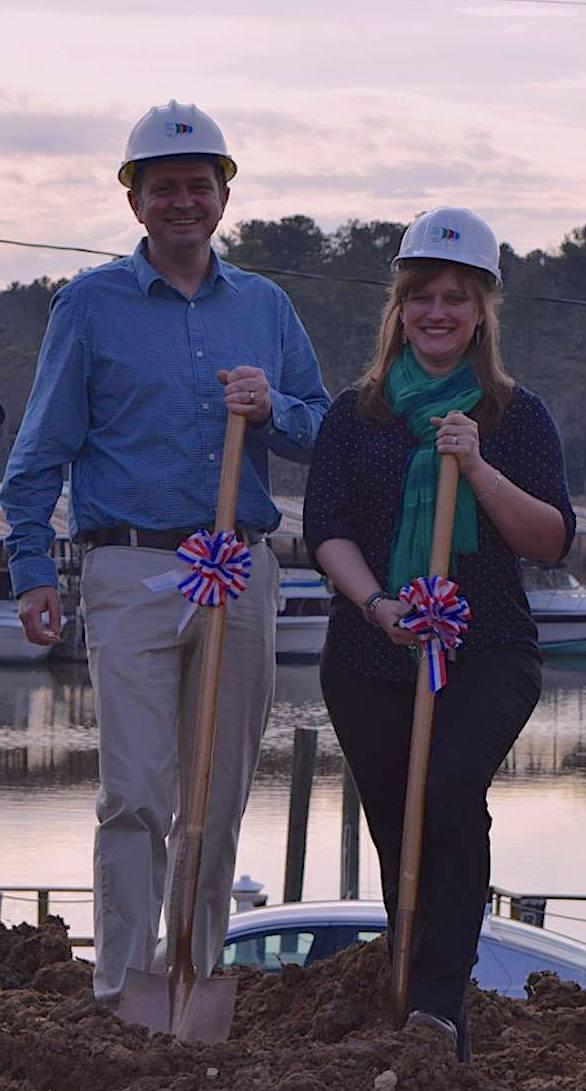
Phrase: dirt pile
[{"left": 1, "top": 917, "right": 586, "bottom": 1090}]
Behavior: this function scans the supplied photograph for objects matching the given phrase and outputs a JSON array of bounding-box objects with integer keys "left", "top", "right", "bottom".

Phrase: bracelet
[
  {"left": 362, "top": 591, "right": 392, "bottom": 625},
  {"left": 476, "top": 470, "right": 503, "bottom": 503}
]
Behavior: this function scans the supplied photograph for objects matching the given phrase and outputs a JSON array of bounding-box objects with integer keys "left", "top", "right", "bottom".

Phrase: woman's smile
[{"left": 401, "top": 268, "right": 482, "bottom": 375}]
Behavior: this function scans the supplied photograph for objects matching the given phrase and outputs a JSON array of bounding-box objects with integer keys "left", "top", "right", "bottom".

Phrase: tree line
[{"left": 0, "top": 216, "right": 585, "bottom": 495}]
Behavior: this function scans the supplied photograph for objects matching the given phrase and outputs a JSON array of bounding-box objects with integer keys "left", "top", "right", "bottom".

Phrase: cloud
[
  {"left": 243, "top": 129, "right": 553, "bottom": 205},
  {"left": 0, "top": 0, "right": 395, "bottom": 13},
  {"left": 0, "top": 108, "right": 127, "bottom": 157},
  {"left": 221, "top": 109, "right": 314, "bottom": 141}
]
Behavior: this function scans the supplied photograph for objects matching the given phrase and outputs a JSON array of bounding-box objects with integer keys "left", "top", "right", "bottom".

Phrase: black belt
[{"left": 80, "top": 525, "right": 266, "bottom": 552}]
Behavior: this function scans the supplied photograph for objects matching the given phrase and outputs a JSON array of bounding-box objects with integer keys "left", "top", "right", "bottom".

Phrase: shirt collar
[{"left": 131, "top": 238, "right": 239, "bottom": 296}]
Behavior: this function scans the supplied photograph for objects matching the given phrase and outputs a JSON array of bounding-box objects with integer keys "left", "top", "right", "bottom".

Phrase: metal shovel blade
[
  {"left": 117, "top": 967, "right": 238, "bottom": 1043},
  {"left": 117, "top": 968, "right": 170, "bottom": 1034},
  {"left": 172, "top": 975, "right": 238, "bottom": 1043}
]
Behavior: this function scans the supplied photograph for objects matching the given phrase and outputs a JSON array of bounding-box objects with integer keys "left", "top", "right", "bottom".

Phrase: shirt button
[
  {"left": 189, "top": 302, "right": 196, "bottom": 310},
  {"left": 202, "top": 402, "right": 209, "bottom": 410},
  {"left": 208, "top": 452, "right": 216, "bottom": 461},
  {"left": 196, "top": 350, "right": 203, "bottom": 358}
]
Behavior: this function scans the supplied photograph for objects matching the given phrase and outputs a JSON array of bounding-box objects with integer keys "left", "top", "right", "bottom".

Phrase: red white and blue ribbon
[
  {"left": 143, "top": 529, "right": 251, "bottom": 633},
  {"left": 175, "top": 529, "right": 251, "bottom": 605},
  {"left": 398, "top": 575, "right": 471, "bottom": 693}
]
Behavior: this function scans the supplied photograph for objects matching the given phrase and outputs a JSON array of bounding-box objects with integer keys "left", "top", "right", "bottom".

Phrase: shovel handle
[
  {"left": 174, "top": 412, "right": 247, "bottom": 976},
  {"left": 390, "top": 453, "right": 459, "bottom": 1029}
]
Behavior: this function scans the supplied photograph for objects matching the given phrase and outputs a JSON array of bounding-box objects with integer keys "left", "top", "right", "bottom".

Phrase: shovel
[
  {"left": 117, "top": 411, "right": 246, "bottom": 1042},
  {"left": 390, "top": 453, "right": 459, "bottom": 1030}
]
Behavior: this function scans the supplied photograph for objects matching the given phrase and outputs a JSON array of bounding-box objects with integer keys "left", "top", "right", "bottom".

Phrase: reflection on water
[{"left": 2, "top": 654, "right": 586, "bottom": 941}]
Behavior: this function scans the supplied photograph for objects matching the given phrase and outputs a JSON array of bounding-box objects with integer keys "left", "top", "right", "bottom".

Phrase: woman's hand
[
  {"left": 431, "top": 410, "right": 482, "bottom": 473},
  {"left": 371, "top": 597, "right": 420, "bottom": 648},
  {"left": 430, "top": 411, "right": 565, "bottom": 562}
]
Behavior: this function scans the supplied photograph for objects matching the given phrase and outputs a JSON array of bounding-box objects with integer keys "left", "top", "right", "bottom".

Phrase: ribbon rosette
[
  {"left": 398, "top": 575, "right": 471, "bottom": 693},
  {"left": 176, "top": 530, "right": 251, "bottom": 605},
  {"left": 143, "top": 529, "right": 251, "bottom": 634}
]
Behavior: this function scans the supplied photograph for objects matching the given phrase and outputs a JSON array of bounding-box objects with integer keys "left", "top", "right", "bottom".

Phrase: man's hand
[
  {"left": 18, "top": 586, "right": 62, "bottom": 646},
  {"left": 217, "top": 365, "right": 271, "bottom": 426}
]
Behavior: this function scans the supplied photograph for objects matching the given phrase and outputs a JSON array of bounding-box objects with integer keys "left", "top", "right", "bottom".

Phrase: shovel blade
[
  {"left": 117, "top": 967, "right": 238, "bottom": 1043},
  {"left": 172, "top": 976, "right": 238, "bottom": 1043},
  {"left": 117, "top": 967, "right": 171, "bottom": 1034}
]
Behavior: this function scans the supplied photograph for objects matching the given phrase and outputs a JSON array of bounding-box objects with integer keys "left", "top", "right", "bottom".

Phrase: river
[{"left": 1, "top": 654, "right": 586, "bottom": 946}]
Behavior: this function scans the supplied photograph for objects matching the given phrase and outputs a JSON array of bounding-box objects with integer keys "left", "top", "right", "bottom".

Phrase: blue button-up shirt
[{"left": 1, "top": 240, "right": 330, "bottom": 595}]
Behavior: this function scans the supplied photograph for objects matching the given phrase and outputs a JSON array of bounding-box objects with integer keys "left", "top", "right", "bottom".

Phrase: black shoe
[{"left": 405, "top": 1009, "right": 458, "bottom": 1050}]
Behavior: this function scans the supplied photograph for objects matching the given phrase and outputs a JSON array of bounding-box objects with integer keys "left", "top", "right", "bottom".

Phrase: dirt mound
[{"left": 1, "top": 917, "right": 586, "bottom": 1090}]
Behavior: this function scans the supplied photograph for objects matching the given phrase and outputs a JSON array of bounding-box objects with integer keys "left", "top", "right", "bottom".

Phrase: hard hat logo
[
  {"left": 118, "top": 100, "right": 238, "bottom": 188},
  {"left": 438, "top": 227, "right": 461, "bottom": 241},
  {"left": 166, "top": 122, "right": 194, "bottom": 136}
]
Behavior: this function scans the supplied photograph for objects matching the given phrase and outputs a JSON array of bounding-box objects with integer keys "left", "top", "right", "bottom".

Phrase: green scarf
[{"left": 386, "top": 345, "right": 482, "bottom": 595}]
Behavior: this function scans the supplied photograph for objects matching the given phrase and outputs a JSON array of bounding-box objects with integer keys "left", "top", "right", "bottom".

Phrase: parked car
[{"left": 219, "top": 899, "right": 586, "bottom": 999}]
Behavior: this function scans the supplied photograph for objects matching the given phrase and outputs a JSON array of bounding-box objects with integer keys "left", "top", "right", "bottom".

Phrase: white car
[{"left": 219, "top": 899, "right": 586, "bottom": 999}]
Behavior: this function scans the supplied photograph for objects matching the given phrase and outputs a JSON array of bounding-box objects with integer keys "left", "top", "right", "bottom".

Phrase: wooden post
[
  {"left": 38, "top": 889, "right": 49, "bottom": 927},
  {"left": 283, "top": 727, "right": 318, "bottom": 904},
  {"left": 340, "top": 762, "right": 360, "bottom": 900}
]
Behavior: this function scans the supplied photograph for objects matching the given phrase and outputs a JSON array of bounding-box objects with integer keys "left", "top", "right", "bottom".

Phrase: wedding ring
[
  {"left": 248, "top": 390, "right": 255, "bottom": 404},
  {"left": 452, "top": 436, "right": 458, "bottom": 445}
]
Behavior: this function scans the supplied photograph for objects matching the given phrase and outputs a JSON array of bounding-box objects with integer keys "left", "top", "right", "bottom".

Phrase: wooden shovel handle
[
  {"left": 429, "top": 455, "right": 459, "bottom": 576},
  {"left": 174, "top": 413, "right": 247, "bottom": 975},
  {"left": 390, "top": 453, "right": 459, "bottom": 1028},
  {"left": 187, "top": 411, "right": 247, "bottom": 817}
]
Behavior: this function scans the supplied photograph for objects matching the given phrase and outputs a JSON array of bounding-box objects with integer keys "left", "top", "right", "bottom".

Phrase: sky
[{"left": 0, "top": 0, "right": 585, "bottom": 287}]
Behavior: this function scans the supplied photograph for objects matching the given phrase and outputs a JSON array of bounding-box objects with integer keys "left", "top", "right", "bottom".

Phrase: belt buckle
[{"left": 129, "top": 528, "right": 139, "bottom": 547}]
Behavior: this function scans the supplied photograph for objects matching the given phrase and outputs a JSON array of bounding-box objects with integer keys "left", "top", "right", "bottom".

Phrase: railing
[
  {"left": 0, "top": 876, "right": 266, "bottom": 946},
  {"left": 490, "top": 885, "right": 586, "bottom": 933},
  {"left": 0, "top": 884, "right": 93, "bottom": 946},
  {"left": 3, "top": 882, "right": 586, "bottom": 948}
]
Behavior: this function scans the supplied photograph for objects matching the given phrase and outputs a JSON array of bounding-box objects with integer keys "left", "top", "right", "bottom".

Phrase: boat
[
  {"left": 273, "top": 558, "right": 586, "bottom": 662},
  {"left": 276, "top": 567, "right": 330, "bottom": 662},
  {"left": 522, "top": 562, "right": 586, "bottom": 654},
  {"left": 0, "top": 600, "right": 55, "bottom": 663}
]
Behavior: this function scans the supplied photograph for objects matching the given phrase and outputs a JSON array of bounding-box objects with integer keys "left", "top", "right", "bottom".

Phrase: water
[{"left": 1, "top": 655, "right": 586, "bottom": 945}]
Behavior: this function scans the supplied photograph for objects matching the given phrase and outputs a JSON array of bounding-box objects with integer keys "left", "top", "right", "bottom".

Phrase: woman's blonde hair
[{"left": 357, "top": 259, "right": 513, "bottom": 430}]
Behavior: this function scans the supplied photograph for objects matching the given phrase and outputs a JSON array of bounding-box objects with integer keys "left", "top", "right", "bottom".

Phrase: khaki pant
[{"left": 81, "top": 541, "right": 279, "bottom": 1005}]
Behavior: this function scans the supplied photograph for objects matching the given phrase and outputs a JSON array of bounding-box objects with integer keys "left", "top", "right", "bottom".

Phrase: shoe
[{"left": 405, "top": 1009, "right": 458, "bottom": 1050}]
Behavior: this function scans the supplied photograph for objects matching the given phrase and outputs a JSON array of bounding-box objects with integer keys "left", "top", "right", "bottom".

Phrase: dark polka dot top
[{"left": 303, "top": 385, "right": 576, "bottom": 681}]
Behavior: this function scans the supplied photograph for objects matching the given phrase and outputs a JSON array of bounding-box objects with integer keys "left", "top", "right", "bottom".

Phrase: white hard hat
[
  {"left": 392, "top": 207, "right": 502, "bottom": 284},
  {"left": 118, "top": 99, "right": 237, "bottom": 187}
]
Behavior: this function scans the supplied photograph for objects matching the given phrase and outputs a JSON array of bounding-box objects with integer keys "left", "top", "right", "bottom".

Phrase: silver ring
[
  {"left": 452, "top": 436, "right": 458, "bottom": 446},
  {"left": 248, "top": 390, "right": 255, "bottom": 404}
]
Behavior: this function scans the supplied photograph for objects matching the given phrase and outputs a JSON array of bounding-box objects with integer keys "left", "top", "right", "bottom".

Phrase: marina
[
  {"left": 2, "top": 655, "right": 586, "bottom": 953},
  {"left": 3, "top": 496, "right": 586, "bottom": 968}
]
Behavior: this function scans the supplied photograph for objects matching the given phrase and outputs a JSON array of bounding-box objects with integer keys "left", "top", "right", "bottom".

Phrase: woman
[{"left": 303, "top": 207, "right": 575, "bottom": 1061}]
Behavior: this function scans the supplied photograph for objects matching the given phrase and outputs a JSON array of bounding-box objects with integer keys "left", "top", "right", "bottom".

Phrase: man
[{"left": 1, "top": 99, "right": 330, "bottom": 1006}]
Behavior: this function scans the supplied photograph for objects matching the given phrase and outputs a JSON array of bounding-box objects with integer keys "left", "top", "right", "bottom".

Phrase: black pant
[{"left": 321, "top": 641, "right": 542, "bottom": 1047}]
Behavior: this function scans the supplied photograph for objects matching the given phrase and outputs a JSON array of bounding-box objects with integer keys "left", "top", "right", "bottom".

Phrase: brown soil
[{"left": 1, "top": 917, "right": 585, "bottom": 1090}]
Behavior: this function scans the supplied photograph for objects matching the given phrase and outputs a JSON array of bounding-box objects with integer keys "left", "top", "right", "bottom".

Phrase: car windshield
[{"left": 219, "top": 923, "right": 384, "bottom": 972}]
